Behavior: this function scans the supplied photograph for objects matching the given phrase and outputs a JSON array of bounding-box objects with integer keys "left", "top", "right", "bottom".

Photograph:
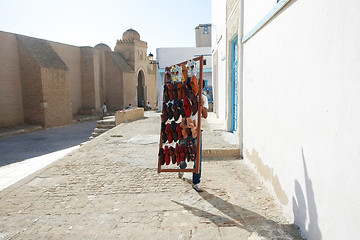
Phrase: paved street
[
  {"left": 0, "top": 112, "right": 303, "bottom": 239},
  {"left": 0, "top": 121, "right": 97, "bottom": 191},
  {"left": 0, "top": 121, "right": 97, "bottom": 167}
]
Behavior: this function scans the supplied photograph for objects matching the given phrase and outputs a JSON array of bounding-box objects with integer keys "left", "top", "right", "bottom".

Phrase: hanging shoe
[
  {"left": 158, "top": 148, "right": 165, "bottom": 165},
  {"left": 164, "top": 146, "right": 170, "bottom": 165}
]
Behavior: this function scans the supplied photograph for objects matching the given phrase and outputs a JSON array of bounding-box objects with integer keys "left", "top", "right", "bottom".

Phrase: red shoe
[
  {"left": 164, "top": 85, "right": 170, "bottom": 103},
  {"left": 179, "top": 144, "right": 186, "bottom": 162},
  {"left": 168, "top": 83, "right": 173, "bottom": 101},
  {"left": 165, "top": 123, "right": 173, "bottom": 143},
  {"left": 183, "top": 97, "right": 192, "bottom": 118},
  {"left": 165, "top": 146, "right": 170, "bottom": 165},
  {"left": 177, "top": 82, "right": 183, "bottom": 100},
  {"left": 176, "top": 123, "right": 182, "bottom": 141}
]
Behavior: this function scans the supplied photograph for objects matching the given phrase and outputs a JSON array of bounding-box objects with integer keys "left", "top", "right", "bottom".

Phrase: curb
[{"left": 202, "top": 148, "right": 241, "bottom": 159}]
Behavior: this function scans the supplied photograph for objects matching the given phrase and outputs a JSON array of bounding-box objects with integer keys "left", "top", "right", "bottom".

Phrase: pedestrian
[
  {"left": 146, "top": 102, "right": 151, "bottom": 110},
  {"left": 102, "top": 102, "right": 107, "bottom": 118},
  {"left": 178, "top": 80, "right": 208, "bottom": 192}
]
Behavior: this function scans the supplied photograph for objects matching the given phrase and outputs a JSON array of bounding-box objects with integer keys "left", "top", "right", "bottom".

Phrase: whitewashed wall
[
  {"left": 242, "top": 0, "right": 360, "bottom": 239},
  {"left": 211, "top": 0, "right": 227, "bottom": 121}
]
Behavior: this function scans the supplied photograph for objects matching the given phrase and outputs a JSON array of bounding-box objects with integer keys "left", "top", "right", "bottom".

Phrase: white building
[
  {"left": 156, "top": 25, "right": 213, "bottom": 111},
  {"left": 156, "top": 47, "right": 212, "bottom": 111},
  {"left": 212, "top": 0, "right": 360, "bottom": 239}
]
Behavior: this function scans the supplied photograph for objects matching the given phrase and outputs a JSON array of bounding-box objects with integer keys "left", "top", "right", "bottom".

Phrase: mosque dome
[
  {"left": 94, "top": 43, "right": 111, "bottom": 51},
  {"left": 122, "top": 29, "right": 140, "bottom": 41}
]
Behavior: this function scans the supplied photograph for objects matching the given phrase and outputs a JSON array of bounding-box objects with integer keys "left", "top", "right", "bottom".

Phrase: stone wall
[
  {"left": 0, "top": 31, "right": 23, "bottom": 126},
  {"left": 49, "top": 42, "right": 82, "bottom": 115},
  {"left": 41, "top": 68, "right": 72, "bottom": 127},
  {"left": 105, "top": 52, "right": 124, "bottom": 110},
  {"left": 16, "top": 37, "right": 45, "bottom": 126},
  {"left": 80, "top": 47, "right": 97, "bottom": 110}
]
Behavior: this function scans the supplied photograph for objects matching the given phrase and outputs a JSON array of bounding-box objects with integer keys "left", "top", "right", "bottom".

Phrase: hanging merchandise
[{"left": 157, "top": 55, "right": 204, "bottom": 174}]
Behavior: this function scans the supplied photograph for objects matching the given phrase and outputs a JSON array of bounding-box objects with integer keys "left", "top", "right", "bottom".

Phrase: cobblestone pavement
[{"left": 0, "top": 112, "right": 303, "bottom": 239}]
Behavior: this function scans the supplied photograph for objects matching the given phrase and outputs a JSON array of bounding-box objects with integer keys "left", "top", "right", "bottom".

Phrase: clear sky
[{"left": 0, "top": 0, "right": 211, "bottom": 58}]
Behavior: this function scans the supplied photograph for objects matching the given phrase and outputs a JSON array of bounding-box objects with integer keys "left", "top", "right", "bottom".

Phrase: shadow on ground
[{"left": 173, "top": 190, "right": 303, "bottom": 239}]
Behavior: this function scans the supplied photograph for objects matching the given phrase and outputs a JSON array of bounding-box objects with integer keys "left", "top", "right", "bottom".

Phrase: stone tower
[{"left": 114, "top": 29, "right": 148, "bottom": 69}]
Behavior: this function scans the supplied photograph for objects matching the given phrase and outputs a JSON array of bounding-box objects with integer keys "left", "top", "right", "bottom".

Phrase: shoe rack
[{"left": 158, "top": 55, "right": 204, "bottom": 174}]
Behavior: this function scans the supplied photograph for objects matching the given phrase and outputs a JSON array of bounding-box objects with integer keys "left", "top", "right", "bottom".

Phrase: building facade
[
  {"left": 0, "top": 29, "right": 156, "bottom": 128},
  {"left": 212, "top": 0, "right": 360, "bottom": 239},
  {"left": 156, "top": 24, "right": 213, "bottom": 112}
]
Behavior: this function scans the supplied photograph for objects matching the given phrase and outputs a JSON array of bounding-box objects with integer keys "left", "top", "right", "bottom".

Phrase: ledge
[{"left": 242, "top": 0, "right": 292, "bottom": 43}]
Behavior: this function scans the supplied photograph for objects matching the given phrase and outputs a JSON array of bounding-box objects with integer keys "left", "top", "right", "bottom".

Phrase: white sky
[{"left": 0, "top": 0, "right": 211, "bottom": 58}]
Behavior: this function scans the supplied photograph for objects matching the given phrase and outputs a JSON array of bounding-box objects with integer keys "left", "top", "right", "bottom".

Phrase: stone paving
[{"left": 0, "top": 112, "right": 303, "bottom": 239}]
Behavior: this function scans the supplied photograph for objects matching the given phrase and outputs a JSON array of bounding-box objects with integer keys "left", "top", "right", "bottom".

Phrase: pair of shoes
[{"left": 193, "top": 183, "right": 204, "bottom": 192}]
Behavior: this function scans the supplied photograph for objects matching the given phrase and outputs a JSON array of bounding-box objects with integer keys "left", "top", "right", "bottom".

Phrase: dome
[
  {"left": 122, "top": 28, "right": 140, "bottom": 41},
  {"left": 94, "top": 43, "right": 111, "bottom": 51}
]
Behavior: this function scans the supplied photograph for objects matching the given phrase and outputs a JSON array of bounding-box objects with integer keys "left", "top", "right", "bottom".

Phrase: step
[
  {"left": 103, "top": 116, "right": 115, "bottom": 120},
  {"left": 202, "top": 148, "right": 241, "bottom": 159},
  {"left": 97, "top": 119, "right": 115, "bottom": 125},
  {"left": 91, "top": 132, "right": 102, "bottom": 137},
  {"left": 94, "top": 128, "right": 108, "bottom": 134},
  {"left": 97, "top": 124, "right": 115, "bottom": 129}
]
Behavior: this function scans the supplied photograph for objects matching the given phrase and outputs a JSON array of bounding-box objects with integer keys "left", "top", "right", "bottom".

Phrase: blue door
[{"left": 231, "top": 36, "right": 238, "bottom": 132}]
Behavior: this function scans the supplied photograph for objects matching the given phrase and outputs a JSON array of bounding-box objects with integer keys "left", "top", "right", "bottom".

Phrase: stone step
[
  {"left": 103, "top": 116, "right": 115, "bottom": 120},
  {"left": 96, "top": 124, "right": 114, "bottom": 129},
  {"left": 94, "top": 128, "right": 108, "bottom": 134},
  {"left": 91, "top": 132, "right": 102, "bottom": 137},
  {"left": 202, "top": 148, "right": 241, "bottom": 159},
  {"left": 97, "top": 120, "right": 115, "bottom": 126}
]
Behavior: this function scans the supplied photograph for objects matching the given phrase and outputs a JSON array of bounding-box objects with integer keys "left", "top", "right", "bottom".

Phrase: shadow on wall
[
  {"left": 293, "top": 148, "right": 322, "bottom": 239},
  {"left": 173, "top": 190, "right": 303, "bottom": 239}
]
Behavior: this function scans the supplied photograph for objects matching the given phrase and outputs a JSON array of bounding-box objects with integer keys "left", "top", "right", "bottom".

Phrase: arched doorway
[{"left": 137, "top": 70, "right": 145, "bottom": 107}]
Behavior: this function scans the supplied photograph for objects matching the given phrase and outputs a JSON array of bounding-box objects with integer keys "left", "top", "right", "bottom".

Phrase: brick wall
[
  {"left": 49, "top": 42, "right": 82, "bottom": 115},
  {"left": 41, "top": 68, "right": 72, "bottom": 127},
  {"left": 80, "top": 47, "right": 96, "bottom": 109},
  {"left": 104, "top": 52, "right": 124, "bottom": 110},
  {"left": 0, "top": 31, "right": 24, "bottom": 126},
  {"left": 16, "top": 37, "right": 45, "bottom": 126}
]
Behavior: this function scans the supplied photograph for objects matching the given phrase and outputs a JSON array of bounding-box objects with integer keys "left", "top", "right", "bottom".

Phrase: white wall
[
  {"left": 156, "top": 47, "right": 212, "bottom": 111},
  {"left": 242, "top": 0, "right": 360, "bottom": 239},
  {"left": 211, "top": 0, "right": 227, "bottom": 121}
]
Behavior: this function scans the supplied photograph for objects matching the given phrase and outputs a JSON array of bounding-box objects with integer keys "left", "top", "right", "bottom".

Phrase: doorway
[
  {"left": 137, "top": 70, "right": 145, "bottom": 107},
  {"left": 231, "top": 36, "right": 238, "bottom": 132}
]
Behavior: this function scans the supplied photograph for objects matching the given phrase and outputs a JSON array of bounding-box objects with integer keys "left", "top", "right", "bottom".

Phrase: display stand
[{"left": 157, "top": 55, "right": 204, "bottom": 174}]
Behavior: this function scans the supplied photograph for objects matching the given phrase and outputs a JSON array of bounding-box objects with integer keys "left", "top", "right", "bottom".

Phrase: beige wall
[
  {"left": 0, "top": 32, "right": 23, "bottom": 126},
  {"left": 146, "top": 64, "right": 157, "bottom": 108},
  {"left": 104, "top": 53, "right": 124, "bottom": 110},
  {"left": 80, "top": 47, "right": 96, "bottom": 110},
  {"left": 17, "top": 38, "right": 45, "bottom": 126},
  {"left": 49, "top": 42, "right": 82, "bottom": 115},
  {"left": 41, "top": 68, "right": 72, "bottom": 127},
  {"left": 123, "top": 72, "right": 137, "bottom": 108}
]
